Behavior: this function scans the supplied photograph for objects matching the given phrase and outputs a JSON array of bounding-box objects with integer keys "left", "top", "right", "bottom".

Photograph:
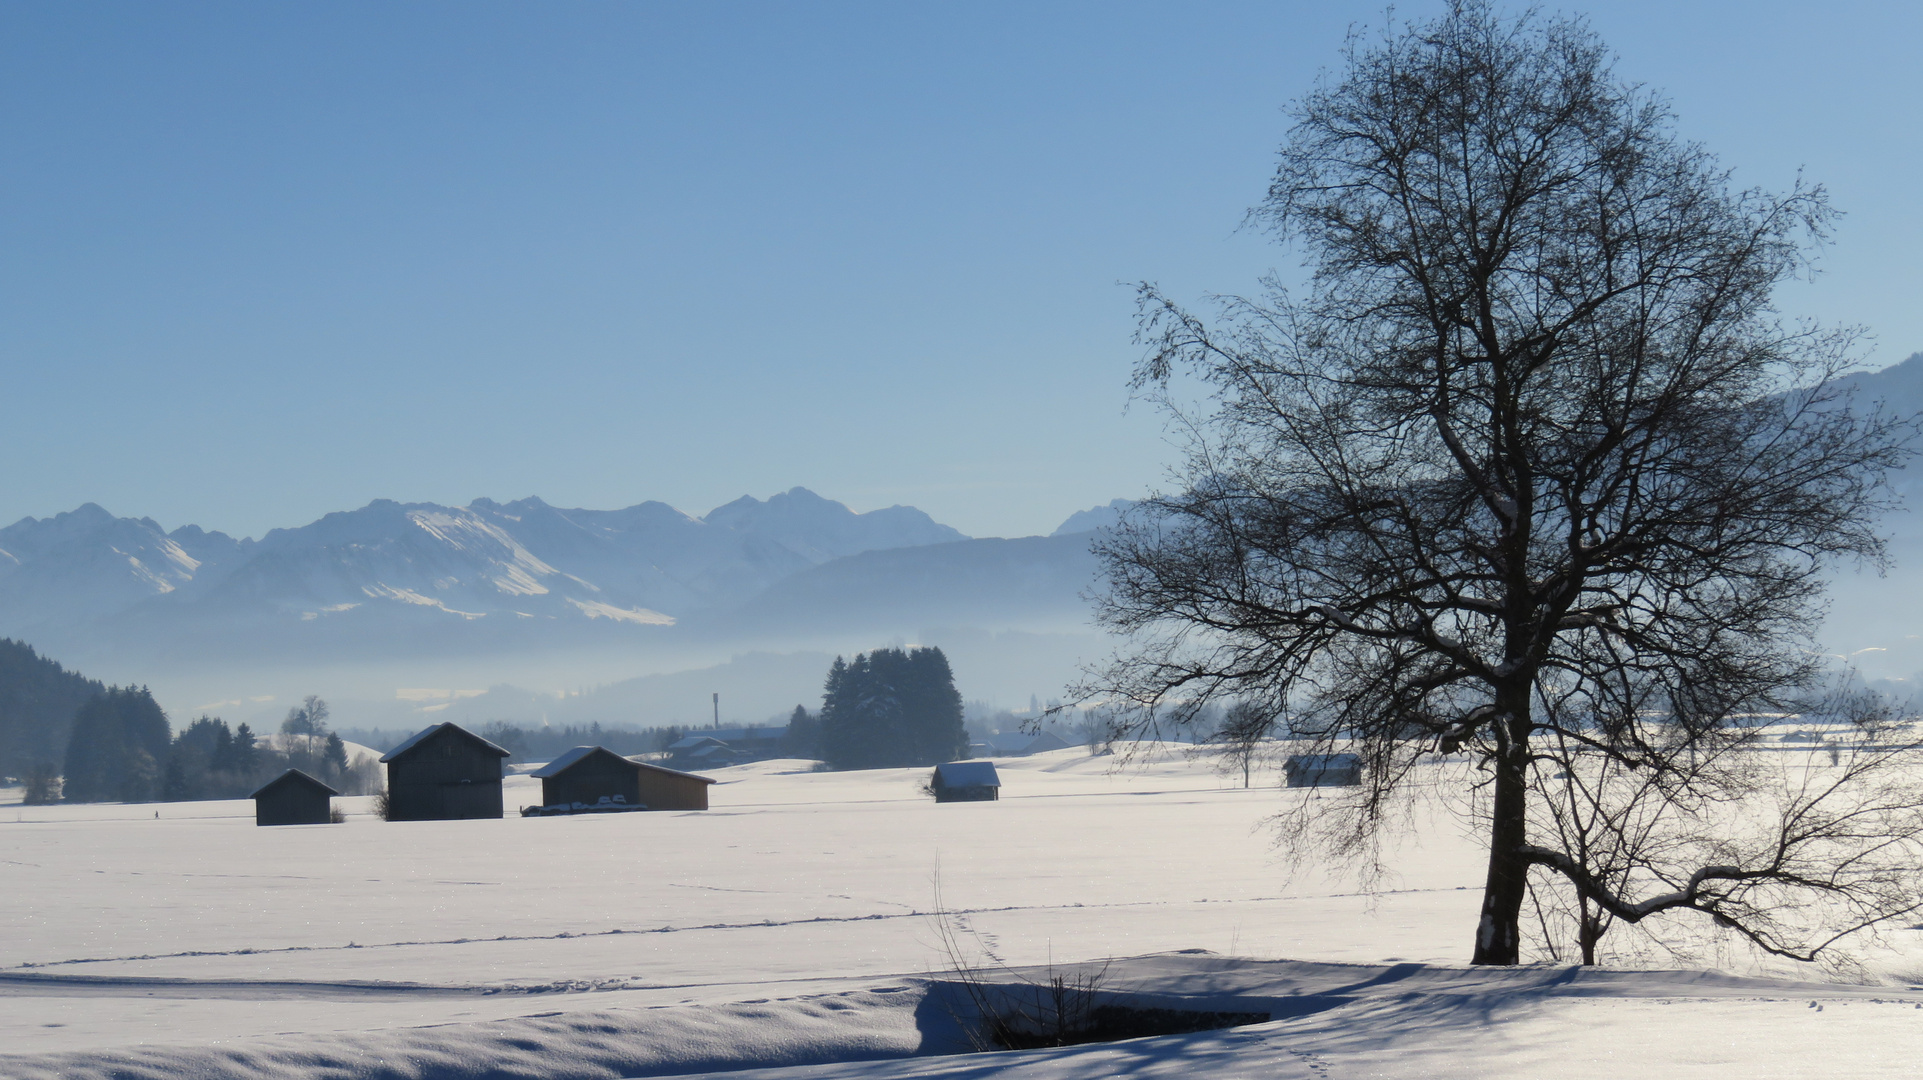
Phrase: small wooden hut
[
  {"left": 250, "top": 768, "right": 338, "bottom": 826},
  {"left": 1283, "top": 753, "right": 1362, "bottom": 788},
  {"left": 531, "top": 746, "right": 644, "bottom": 811},
  {"left": 634, "top": 759, "right": 718, "bottom": 810},
  {"left": 380, "top": 722, "right": 510, "bottom": 821},
  {"left": 931, "top": 760, "right": 1001, "bottom": 802}
]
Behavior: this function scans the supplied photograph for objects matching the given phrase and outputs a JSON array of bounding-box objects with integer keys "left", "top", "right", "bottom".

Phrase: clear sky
[{"left": 3, "top": 1, "right": 1918, "bottom": 540}]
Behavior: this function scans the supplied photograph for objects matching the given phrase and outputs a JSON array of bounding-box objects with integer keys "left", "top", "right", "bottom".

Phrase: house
[
  {"left": 249, "top": 769, "right": 338, "bottom": 826},
  {"left": 667, "top": 736, "right": 737, "bottom": 767},
  {"left": 981, "top": 730, "right": 1074, "bottom": 757},
  {"left": 1019, "top": 731, "right": 1072, "bottom": 755},
  {"left": 1283, "top": 753, "right": 1362, "bottom": 788},
  {"left": 931, "top": 760, "right": 1001, "bottom": 802},
  {"left": 379, "top": 722, "right": 511, "bottom": 821},
  {"left": 701, "top": 726, "right": 787, "bottom": 759},
  {"left": 530, "top": 746, "right": 644, "bottom": 813}
]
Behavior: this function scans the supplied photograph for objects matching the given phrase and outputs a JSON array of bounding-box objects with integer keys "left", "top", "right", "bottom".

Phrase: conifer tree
[
  {"left": 323, "top": 732, "right": 349, "bottom": 782},
  {"left": 819, "top": 647, "right": 966, "bottom": 769},
  {"left": 62, "top": 687, "right": 170, "bottom": 803}
]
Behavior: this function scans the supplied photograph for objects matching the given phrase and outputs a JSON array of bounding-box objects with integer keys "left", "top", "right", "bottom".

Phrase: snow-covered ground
[{"left": 3, "top": 747, "right": 1921, "bottom": 1077}]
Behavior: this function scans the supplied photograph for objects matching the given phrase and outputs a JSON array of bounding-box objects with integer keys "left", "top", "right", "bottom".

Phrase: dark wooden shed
[
  {"left": 532, "top": 746, "right": 643, "bottom": 810},
  {"left": 250, "top": 768, "right": 338, "bottom": 826},
  {"left": 1284, "top": 753, "right": 1362, "bottom": 788},
  {"left": 379, "top": 722, "right": 510, "bottom": 821},
  {"left": 931, "top": 760, "right": 1001, "bottom": 802},
  {"left": 634, "top": 759, "right": 718, "bottom": 810}
]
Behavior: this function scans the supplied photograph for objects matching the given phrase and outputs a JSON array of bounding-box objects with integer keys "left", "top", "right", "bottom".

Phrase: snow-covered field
[{"left": 3, "top": 747, "right": 1921, "bottom": 1078}]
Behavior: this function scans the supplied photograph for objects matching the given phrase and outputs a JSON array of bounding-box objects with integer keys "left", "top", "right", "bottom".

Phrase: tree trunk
[
  {"left": 1578, "top": 898, "right": 1603, "bottom": 966},
  {"left": 1472, "top": 721, "right": 1530, "bottom": 965}
]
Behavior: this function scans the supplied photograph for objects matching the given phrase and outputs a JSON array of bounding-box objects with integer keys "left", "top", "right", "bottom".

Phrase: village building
[
  {"left": 701, "top": 726, "right": 786, "bottom": 758},
  {"left": 978, "top": 730, "right": 1078, "bottom": 757},
  {"left": 666, "top": 735, "right": 736, "bottom": 767},
  {"left": 665, "top": 725, "right": 788, "bottom": 767},
  {"left": 930, "top": 760, "right": 1001, "bottom": 802},
  {"left": 379, "top": 722, "right": 510, "bottom": 821},
  {"left": 249, "top": 768, "right": 338, "bottom": 826},
  {"left": 1283, "top": 753, "right": 1363, "bottom": 788}
]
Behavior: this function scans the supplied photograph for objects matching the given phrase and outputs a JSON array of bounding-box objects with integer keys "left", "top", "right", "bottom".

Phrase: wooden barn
[
  {"left": 1284, "top": 753, "right": 1362, "bottom": 788},
  {"left": 931, "top": 760, "right": 1001, "bottom": 802},
  {"left": 249, "top": 769, "right": 338, "bottom": 826},
  {"left": 634, "top": 758, "right": 718, "bottom": 810},
  {"left": 531, "top": 746, "right": 644, "bottom": 811},
  {"left": 379, "top": 722, "right": 510, "bottom": 821}
]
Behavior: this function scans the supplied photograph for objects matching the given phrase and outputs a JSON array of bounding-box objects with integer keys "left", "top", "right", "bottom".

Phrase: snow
[
  {"left": 567, "top": 597, "right": 678, "bottom": 625},
  {"left": 3, "top": 747, "right": 1921, "bottom": 1077}
]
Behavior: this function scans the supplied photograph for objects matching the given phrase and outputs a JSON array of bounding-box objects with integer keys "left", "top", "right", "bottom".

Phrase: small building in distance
[
  {"left": 702, "top": 726, "right": 786, "bottom": 759},
  {"left": 979, "top": 731, "right": 1076, "bottom": 757},
  {"left": 1284, "top": 753, "right": 1362, "bottom": 788},
  {"left": 250, "top": 768, "right": 338, "bottom": 826},
  {"left": 531, "top": 746, "right": 644, "bottom": 812},
  {"left": 380, "top": 722, "right": 511, "bottom": 821},
  {"left": 665, "top": 726, "right": 789, "bottom": 767},
  {"left": 931, "top": 760, "right": 1001, "bottom": 803},
  {"left": 633, "top": 758, "right": 719, "bottom": 810},
  {"left": 1018, "top": 731, "right": 1072, "bottom": 755},
  {"left": 667, "top": 736, "right": 737, "bottom": 768}
]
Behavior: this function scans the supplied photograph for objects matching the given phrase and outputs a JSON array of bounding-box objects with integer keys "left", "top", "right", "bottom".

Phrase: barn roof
[
  {"left": 626, "top": 757, "right": 719, "bottom": 784},
  {"left": 934, "top": 760, "right": 1001, "bottom": 788},
  {"left": 668, "top": 735, "right": 729, "bottom": 750},
  {"left": 530, "top": 745, "right": 639, "bottom": 778},
  {"left": 1286, "top": 753, "right": 1361, "bottom": 768},
  {"left": 380, "top": 722, "right": 512, "bottom": 762},
  {"left": 249, "top": 768, "right": 339, "bottom": 800}
]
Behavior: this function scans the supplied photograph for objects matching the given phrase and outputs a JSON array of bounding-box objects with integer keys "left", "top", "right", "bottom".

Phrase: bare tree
[
  {"left": 1205, "top": 701, "right": 1275, "bottom": 788},
  {"left": 1084, "top": 1, "right": 1919, "bottom": 965},
  {"left": 281, "top": 695, "right": 331, "bottom": 771}
]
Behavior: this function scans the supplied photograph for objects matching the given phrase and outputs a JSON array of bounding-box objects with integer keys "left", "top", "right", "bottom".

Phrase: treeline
[
  {"left": 820, "top": 646, "right": 966, "bottom": 769},
  {"left": 0, "top": 635, "right": 382, "bottom": 803}
]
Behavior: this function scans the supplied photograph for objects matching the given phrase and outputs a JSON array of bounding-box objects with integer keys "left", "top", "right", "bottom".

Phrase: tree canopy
[{"left": 1089, "top": 1, "right": 1920, "bottom": 966}]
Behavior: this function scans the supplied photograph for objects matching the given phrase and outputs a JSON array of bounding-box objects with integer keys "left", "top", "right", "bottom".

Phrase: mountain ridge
[{"left": 0, "top": 489, "right": 975, "bottom": 643}]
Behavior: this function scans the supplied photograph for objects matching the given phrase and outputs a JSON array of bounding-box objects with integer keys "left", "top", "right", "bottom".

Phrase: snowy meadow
[{"left": 4, "top": 746, "right": 1922, "bottom": 1078}]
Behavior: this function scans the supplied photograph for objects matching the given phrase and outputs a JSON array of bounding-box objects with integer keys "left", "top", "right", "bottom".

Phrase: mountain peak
[{"left": 1053, "top": 499, "right": 1136, "bottom": 537}]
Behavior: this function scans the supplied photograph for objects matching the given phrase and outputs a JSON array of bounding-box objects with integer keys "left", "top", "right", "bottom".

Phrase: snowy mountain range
[{"left": 0, "top": 488, "right": 1113, "bottom": 666}]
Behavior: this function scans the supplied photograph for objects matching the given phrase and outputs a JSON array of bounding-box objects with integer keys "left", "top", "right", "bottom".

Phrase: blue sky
[{"left": 3, "top": 1, "right": 1918, "bottom": 540}]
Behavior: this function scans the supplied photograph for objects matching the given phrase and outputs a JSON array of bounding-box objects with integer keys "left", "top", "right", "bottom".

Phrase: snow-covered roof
[
  {"left": 627, "top": 758, "right": 719, "bottom": 784},
  {"left": 380, "top": 722, "right": 511, "bottom": 762},
  {"left": 1286, "top": 753, "right": 1361, "bottom": 768},
  {"left": 249, "top": 768, "right": 339, "bottom": 800},
  {"left": 934, "top": 761, "right": 1001, "bottom": 788},
  {"left": 669, "top": 736, "right": 728, "bottom": 750},
  {"left": 530, "top": 746, "right": 637, "bottom": 778}
]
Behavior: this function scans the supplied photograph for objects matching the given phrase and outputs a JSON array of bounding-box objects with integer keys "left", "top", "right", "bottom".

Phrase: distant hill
[{"left": 0, "top": 639, "right": 104, "bottom": 776}]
